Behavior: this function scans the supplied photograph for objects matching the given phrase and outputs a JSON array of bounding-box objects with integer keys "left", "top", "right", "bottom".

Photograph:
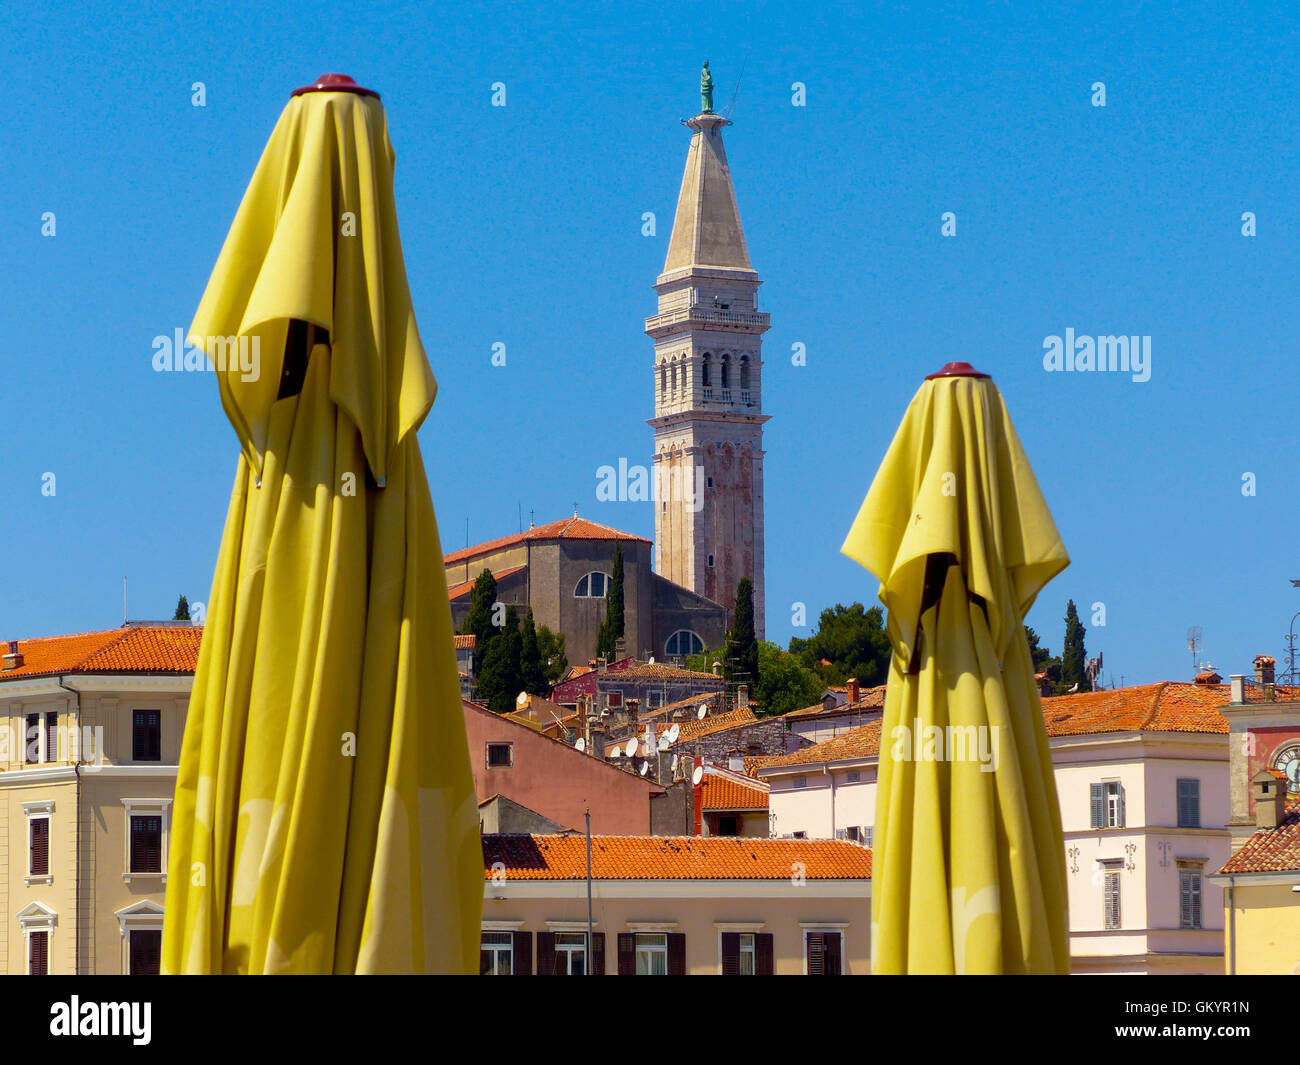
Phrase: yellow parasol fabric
[
  {"left": 161, "top": 80, "right": 482, "bottom": 974},
  {"left": 842, "top": 365, "right": 1070, "bottom": 974}
]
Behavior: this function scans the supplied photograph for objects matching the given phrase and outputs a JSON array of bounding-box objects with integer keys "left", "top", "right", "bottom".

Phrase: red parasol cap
[
  {"left": 925, "top": 361, "right": 991, "bottom": 380},
  {"left": 291, "top": 73, "right": 380, "bottom": 100}
]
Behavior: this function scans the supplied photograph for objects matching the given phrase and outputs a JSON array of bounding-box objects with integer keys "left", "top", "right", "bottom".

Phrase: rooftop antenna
[
  {"left": 123, "top": 574, "right": 128, "bottom": 625},
  {"left": 1186, "top": 626, "right": 1202, "bottom": 679},
  {"left": 723, "top": 48, "right": 751, "bottom": 121}
]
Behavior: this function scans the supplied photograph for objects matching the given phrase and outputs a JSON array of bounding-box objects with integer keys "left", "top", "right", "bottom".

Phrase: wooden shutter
[
  {"left": 1178, "top": 779, "right": 1200, "bottom": 828},
  {"left": 1089, "top": 783, "right": 1104, "bottom": 828},
  {"left": 824, "top": 932, "right": 842, "bottom": 975},
  {"left": 755, "top": 933, "right": 774, "bottom": 975},
  {"left": 1117, "top": 784, "right": 1126, "bottom": 827},
  {"left": 536, "top": 932, "right": 556, "bottom": 975},
  {"left": 25, "top": 714, "right": 38, "bottom": 764},
  {"left": 591, "top": 933, "right": 606, "bottom": 975},
  {"left": 807, "top": 932, "right": 825, "bottom": 975},
  {"left": 131, "top": 816, "right": 162, "bottom": 873},
  {"left": 46, "top": 712, "right": 58, "bottom": 761},
  {"left": 617, "top": 933, "right": 635, "bottom": 975},
  {"left": 667, "top": 933, "right": 686, "bottom": 975},
  {"left": 30, "top": 931, "right": 48, "bottom": 975},
  {"left": 721, "top": 932, "right": 740, "bottom": 975},
  {"left": 30, "top": 818, "right": 49, "bottom": 877},
  {"left": 129, "top": 929, "right": 162, "bottom": 976},
  {"left": 1105, "top": 871, "right": 1121, "bottom": 929},
  {"left": 512, "top": 931, "right": 532, "bottom": 974}
]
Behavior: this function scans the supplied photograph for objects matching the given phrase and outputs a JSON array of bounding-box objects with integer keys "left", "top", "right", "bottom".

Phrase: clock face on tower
[{"left": 1273, "top": 743, "right": 1300, "bottom": 794}]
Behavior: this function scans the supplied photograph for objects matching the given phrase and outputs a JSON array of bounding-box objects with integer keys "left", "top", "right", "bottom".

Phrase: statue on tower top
[{"left": 700, "top": 61, "right": 714, "bottom": 114}]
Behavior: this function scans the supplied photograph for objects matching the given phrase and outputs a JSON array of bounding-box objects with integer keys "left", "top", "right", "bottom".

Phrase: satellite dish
[
  {"left": 691, "top": 766, "right": 704, "bottom": 786},
  {"left": 575, "top": 737, "right": 586, "bottom": 752},
  {"left": 697, "top": 705, "right": 708, "bottom": 720},
  {"left": 515, "top": 691, "right": 529, "bottom": 708},
  {"left": 657, "top": 736, "right": 669, "bottom": 751},
  {"left": 625, "top": 738, "right": 638, "bottom": 758},
  {"left": 640, "top": 761, "right": 649, "bottom": 776},
  {"left": 666, "top": 724, "right": 680, "bottom": 744},
  {"left": 648, "top": 656, "right": 655, "bottom": 665}
]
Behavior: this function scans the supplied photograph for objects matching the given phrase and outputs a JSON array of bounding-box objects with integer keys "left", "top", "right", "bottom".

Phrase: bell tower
[{"left": 646, "top": 71, "right": 769, "bottom": 638}]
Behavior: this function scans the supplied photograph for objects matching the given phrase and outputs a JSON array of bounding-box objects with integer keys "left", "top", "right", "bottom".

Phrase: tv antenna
[
  {"left": 1186, "top": 626, "right": 1202, "bottom": 678},
  {"left": 723, "top": 48, "right": 752, "bottom": 121}
]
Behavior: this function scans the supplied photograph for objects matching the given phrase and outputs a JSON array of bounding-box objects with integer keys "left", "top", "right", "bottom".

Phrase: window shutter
[
  {"left": 824, "top": 932, "right": 842, "bottom": 975},
  {"left": 591, "top": 933, "right": 606, "bottom": 976},
  {"left": 131, "top": 816, "right": 163, "bottom": 873},
  {"left": 26, "top": 714, "right": 39, "bottom": 764},
  {"left": 1090, "top": 783, "right": 1104, "bottom": 829},
  {"left": 721, "top": 932, "right": 740, "bottom": 975},
  {"left": 1117, "top": 785, "right": 1126, "bottom": 828},
  {"left": 755, "top": 933, "right": 774, "bottom": 975},
  {"left": 667, "top": 933, "right": 686, "bottom": 975},
  {"left": 807, "top": 932, "right": 825, "bottom": 975},
  {"left": 1179, "top": 873, "right": 1191, "bottom": 928},
  {"left": 46, "top": 712, "right": 58, "bottom": 761},
  {"left": 30, "top": 931, "right": 49, "bottom": 976},
  {"left": 30, "top": 818, "right": 49, "bottom": 877},
  {"left": 512, "top": 931, "right": 532, "bottom": 975},
  {"left": 536, "top": 932, "right": 556, "bottom": 975},
  {"left": 129, "top": 929, "right": 162, "bottom": 976},
  {"left": 1190, "top": 874, "right": 1201, "bottom": 928},
  {"left": 617, "top": 933, "right": 635, "bottom": 975}
]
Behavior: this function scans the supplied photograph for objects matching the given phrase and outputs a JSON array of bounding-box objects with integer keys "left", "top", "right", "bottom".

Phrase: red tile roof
[
  {"left": 786, "top": 685, "right": 887, "bottom": 719},
  {"left": 444, "top": 517, "right": 649, "bottom": 565},
  {"left": 446, "top": 565, "right": 527, "bottom": 601},
  {"left": 699, "top": 770, "right": 769, "bottom": 811},
  {"left": 1220, "top": 801, "right": 1300, "bottom": 875},
  {"left": 1040, "top": 682, "right": 1231, "bottom": 736},
  {"left": 602, "top": 662, "right": 723, "bottom": 683},
  {"left": 0, "top": 625, "right": 202, "bottom": 680},
  {"left": 481, "top": 834, "right": 871, "bottom": 880},
  {"left": 760, "top": 722, "right": 883, "bottom": 770},
  {"left": 669, "top": 706, "right": 758, "bottom": 746},
  {"left": 453, "top": 634, "right": 476, "bottom": 650}
]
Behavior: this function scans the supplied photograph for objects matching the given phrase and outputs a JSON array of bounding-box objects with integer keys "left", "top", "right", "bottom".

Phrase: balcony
[{"left": 645, "top": 304, "right": 771, "bottom": 338}]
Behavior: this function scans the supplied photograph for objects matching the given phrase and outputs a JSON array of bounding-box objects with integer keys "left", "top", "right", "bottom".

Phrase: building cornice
[{"left": 482, "top": 879, "right": 871, "bottom": 901}]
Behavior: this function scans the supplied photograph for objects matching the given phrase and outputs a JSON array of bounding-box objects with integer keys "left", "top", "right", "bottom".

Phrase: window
[
  {"left": 1103, "top": 868, "right": 1122, "bottom": 929},
  {"left": 480, "top": 931, "right": 513, "bottom": 975},
  {"left": 863, "top": 827, "right": 874, "bottom": 848},
  {"left": 844, "top": 826, "right": 862, "bottom": 843},
  {"left": 1177, "top": 778, "right": 1201, "bottom": 828},
  {"left": 665, "top": 630, "right": 704, "bottom": 657},
  {"left": 128, "top": 929, "right": 162, "bottom": 976},
  {"left": 846, "top": 771, "right": 861, "bottom": 784},
  {"left": 1179, "top": 869, "right": 1203, "bottom": 929},
  {"left": 1091, "top": 781, "right": 1125, "bottom": 828},
  {"left": 635, "top": 933, "right": 669, "bottom": 975},
  {"left": 805, "top": 931, "right": 842, "bottom": 975},
  {"left": 45, "top": 711, "right": 58, "bottom": 762},
  {"left": 130, "top": 816, "right": 163, "bottom": 874},
  {"left": 574, "top": 572, "right": 611, "bottom": 598},
  {"left": 702, "top": 354, "right": 711, "bottom": 386},
  {"left": 29, "top": 817, "right": 49, "bottom": 877},
  {"left": 25, "top": 712, "right": 39, "bottom": 763},
  {"left": 721, "top": 931, "right": 772, "bottom": 975},
  {"left": 133, "top": 710, "right": 161, "bottom": 762},
  {"left": 29, "top": 931, "right": 49, "bottom": 976},
  {"left": 717, "top": 815, "right": 739, "bottom": 837},
  {"left": 486, "top": 743, "right": 513, "bottom": 768},
  {"left": 554, "top": 932, "right": 586, "bottom": 975},
  {"left": 707, "top": 554, "right": 715, "bottom": 568},
  {"left": 792, "top": 831, "right": 807, "bottom": 839},
  {"left": 792, "top": 776, "right": 807, "bottom": 789}
]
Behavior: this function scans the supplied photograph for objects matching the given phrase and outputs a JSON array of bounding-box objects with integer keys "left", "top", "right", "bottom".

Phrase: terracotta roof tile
[
  {"left": 444, "top": 517, "right": 649, "bottom": 565},
  {"left": 0, "top": 625, "right": 202, "bottom": 680},
  {"left": 760, "top": 722, "right": 882, "bottom": 770},
  {"left": 446, "top": 565, "right": 526, "bottom": 601},
  {"left": 1040, "top": 682, "right": 1230, "bottom": 736},
  {"left": 786, "top": 685, "right": 887, "bottom": 718},
  {"left": 1220, "top": 801, "right": 1300, "bottom": 874},
  {"left": 481, "top": 834, "right": 870, "bottom": 880},
  {"left": 698, "top": 771, "right": 769, "bottom": 811}
]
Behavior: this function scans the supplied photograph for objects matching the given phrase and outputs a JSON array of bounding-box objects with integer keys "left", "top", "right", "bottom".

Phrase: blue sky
[{"left": 1, "top": 0, "right": 1296, "bottom": 685}]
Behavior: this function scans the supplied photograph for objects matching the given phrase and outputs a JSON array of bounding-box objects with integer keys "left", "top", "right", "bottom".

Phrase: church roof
[
  {"left": 662, "top": 115, "right": 753, "bottom": 275},
  {"left": 443, "top": 516, "right": 649, "bottom": 565}
]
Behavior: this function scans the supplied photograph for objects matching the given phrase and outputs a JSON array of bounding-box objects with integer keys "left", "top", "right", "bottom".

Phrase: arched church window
[
  {"left": 701, "top": 354, "right": 711, "bottom": 387},
  {"left": 720, "top": 354, "right": 730, "bottom": 389},
  {"left": 740, "top": 355, "right": 751, "bottom": 390},
  {"left": 659, "top": 364, "right": 667, "bottom": 400},
  {"left": 665, "top": 630, "right": 704, "bottom": 657},
  {"left": 574, "top": 572, "right": 612, "bottom": 598}
]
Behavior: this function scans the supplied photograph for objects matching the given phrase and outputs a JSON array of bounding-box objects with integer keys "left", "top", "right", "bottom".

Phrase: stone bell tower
[{"left": 646, "top": 67, "right": 769, "bottom": 638}]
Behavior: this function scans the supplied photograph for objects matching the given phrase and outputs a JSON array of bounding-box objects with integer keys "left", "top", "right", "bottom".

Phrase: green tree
[
  {"left": 520, "top": 608, "right": 547, "bottom": 694},
  {"left": 173, "top": 594, "right": 191, "bottom": 621},
  {"left": 461, "top": 569, "right": 499, "bottom": 673},
  {"left": 475, "top": 606, "right": 523, "bottom": 713},
  {"left": 1025, "top": 624, "right": 1062, "bottom": 687},
  {"left": 754, "top": 641, "right": 824, "bottom": 718},
  {"left": 596, "top": 543, "right": 625, "bottom": 661},
  {"left": 725, "top": 577, "right": 759, "bottom": 687},
  {"left": 788, "top": 603, "right": 892, "bottom": 687},
  {"left": 1059, "top": 600, "right": 1090, "bottom": 693},
  {"left": 535, "top": 624, "right": 568, "bottom": 686}
]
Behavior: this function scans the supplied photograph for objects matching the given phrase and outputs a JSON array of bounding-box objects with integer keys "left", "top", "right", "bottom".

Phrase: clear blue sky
[{"left": 2, "top": 0, "right": 1296, "bottom": 686}]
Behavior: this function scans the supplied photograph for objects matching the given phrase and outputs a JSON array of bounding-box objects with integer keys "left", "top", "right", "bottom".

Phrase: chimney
[
  {"left": 1230, "top": 674, "right": 1245, "bottom": 704},
  {"left": 1253, "top": 769, "right": 1287, "bottom": 829},
  {"left": 627, "top": 698, "right": 639, "bottom": 735},
  {"left": 846, "top": 677, "right": 860, "bottom": 704},
  {"left": 577, "top": 695, "right": 590, "bottom": 751},
  {"left": 728, "top": 754, "right": 744, "bottom": 772},
  {"left": 1255, "top": 655, "right": 1276, "bottom": 687},
  {"left": 598, "top": 657, "right": 608, "bottom": 674},
  {"left": 712, "top": 659, "right": 722, "bottom": 676},
  {"left": 1, "top": 640, "right": 22, "bottom": 672},
  {"left": 737, "top": 684, "right": 749, "bottom": 709}
]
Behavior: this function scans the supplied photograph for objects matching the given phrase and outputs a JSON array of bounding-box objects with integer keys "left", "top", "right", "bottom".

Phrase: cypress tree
[
  {"left": 726, "top": 577, "right": 759, "bottom": 686},
  {"left": 521, "top": 607, "right": 547, "bottom": 694},
  {"left": 462, "top": 569, "right": 499, "bottom": 673},
  {"left": 1060, "top": 599, "right": 1090, "bottom": 693},
  {"left": 476, "top": 606, "right": 523, "bottom": 713},
  {"left": 173, "top": 594, "right": 191, "bottom": 622},
  {"left": 596, "top": 543, "right": 625, "bottom": 661}
]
